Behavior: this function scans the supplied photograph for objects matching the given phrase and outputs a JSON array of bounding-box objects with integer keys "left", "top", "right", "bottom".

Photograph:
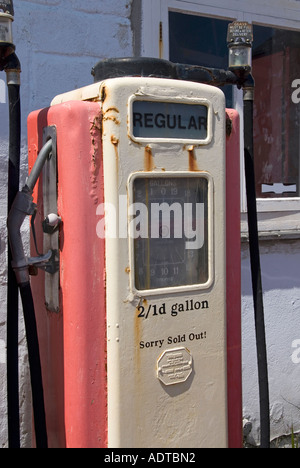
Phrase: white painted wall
[
  {"left": 242, "top": 240, "right": 300, "bottom": 444},
  {"left": 1, "top": 0, "right": 300, "bottom": 448},
  {"left": 0, "top": 0, "right": 133, "bottom": 448}
]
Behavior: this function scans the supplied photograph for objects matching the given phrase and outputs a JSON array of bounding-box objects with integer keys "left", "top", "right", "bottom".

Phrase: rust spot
[
  {"left": 90, "top": 115, "right": 101, "bottom": 166},
  {"left": 135, "top": 299, "right": 147, "bottom": 336},
  {"left": 90, "top": 115, "right": 102, "bottom": 167},
  {"left": 134, "top": 299, "right": 144, "bottom": 374},
  {"left": 226, "top": 112, "right": 233, "bottom": 137},
  {"left": 103, "top": 106, "right": 120, "bottom": 125},
  {"left": 103, "top": 114, "right": 120, "bottom": 125},
  {"left": 111, "top": 135, "right": 119, "bottom": 180},
  {"left": 144, "top": 146, "right": 155, "bottom": 172},
  {"left": 188, "top": 147, "right": 199, "bottom": 172},
  {"left": 125, "top": 266, "right": 130, "bottom": 274},
  {"left": 106, "top": 106, "right": 119, "bottom": 114},
  {"left": 128, "top": 131, "right": 142, "bottom": 146},
  {"left": 101, "top": 85, "right": 108, "bottom": 103},
  {"left": 90, "top": 115, "right": 102, "bottom": 133},
  {"left": 89, "top": 115, "right": 102, "bottom": 204},
  {"left": 111, "top": 135, "right": 119, "bottom": 146}
]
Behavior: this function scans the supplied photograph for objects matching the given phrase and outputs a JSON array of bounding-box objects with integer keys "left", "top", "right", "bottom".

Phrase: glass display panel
[
  {"left": 132, "top": 176, "right": 210, "bottom": 290},
  {"left": 132, "top": 100, "right": 208, "bottom": 141}
]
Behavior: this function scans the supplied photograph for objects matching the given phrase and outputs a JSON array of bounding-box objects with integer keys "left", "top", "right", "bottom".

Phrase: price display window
[{"left": 131, "top": 175, "right": 211, "bottom": 291}]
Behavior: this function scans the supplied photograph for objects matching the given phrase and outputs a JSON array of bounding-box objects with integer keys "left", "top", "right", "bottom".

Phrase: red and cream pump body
[{"left": 27, "top": 76, "right": 241, "bottom": 448}]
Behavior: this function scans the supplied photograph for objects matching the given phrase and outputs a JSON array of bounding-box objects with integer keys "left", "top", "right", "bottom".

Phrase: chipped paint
[
  {"left": 103, "top": 114, "right": 121, "bottom": 125},
  {"left": 226, "top": 113, "right": 233, "bottom": 137},
  {"left": 89, "top": 114, "right": 102, "bottom": 204},
  {"left": 111, "top": 134, "right": 119, "bottom": 182}
]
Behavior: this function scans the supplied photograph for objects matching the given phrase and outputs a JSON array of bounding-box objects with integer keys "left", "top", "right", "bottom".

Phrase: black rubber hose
[
  {"left": 7, "top": 140, "right": 51, "bottom": 448},
  {"left": 244, "top": 86, "right": 270, "bottom": 448},
  {"left": 6, "top": 60, "right": 48, "bottom": 448},
  {"left": 19, "top": 282, "right": 48, "bottom": 448},
  {"left": 7, "top": 82, "right": 21, "bottom": 448}
]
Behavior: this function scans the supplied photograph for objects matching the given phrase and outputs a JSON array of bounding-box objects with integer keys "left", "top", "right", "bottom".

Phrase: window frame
[{"left": 141, "top": 0, "right": 300, "bottom": 238}]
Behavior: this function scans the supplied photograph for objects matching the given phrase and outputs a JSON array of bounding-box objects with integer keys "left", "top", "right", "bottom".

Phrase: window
[
  {"left": 169, "top": 12, "right": 300, "bottom": 200},
  {"left": 253, "top": 26, "right": 300, "bottom": 199},
  {"left": 141, "top": 0, "right": 300, "bottom": 237},
  {"left": 169, "top": 13, "right": 233, "bottom": 108}
]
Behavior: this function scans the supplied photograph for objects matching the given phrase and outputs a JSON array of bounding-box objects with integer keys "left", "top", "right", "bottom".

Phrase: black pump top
[
  {"left": 91, "top": 57, "right": 177, "bottom": 82},
  {"left": 91, "top": 57, "right": 241, "bottom": 88}
]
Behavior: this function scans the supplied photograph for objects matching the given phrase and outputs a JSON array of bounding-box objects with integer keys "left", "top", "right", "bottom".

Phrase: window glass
[
  {"left": 132, "top": 176, "right": 209, "bottom": 290},
  {"left": 169, "top": 12, "right": 233, "bottom": 107},
  {"left": 169, "top": 12, "right": 300, "bottom": 199},
  {"left": 253, "top": 26, "right": 300, "bottom": 198},
  {"left": 132, "top": 100, "right": 208, "bottom": 140}
]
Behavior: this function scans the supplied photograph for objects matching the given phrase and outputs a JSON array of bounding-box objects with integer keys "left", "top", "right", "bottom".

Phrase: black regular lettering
[
  {"left": 154, "top": 113, "right": 166, "bottom": 128},
  {"left": 144, "top": 113, "right": 154, "bottom": 128},
  {"left": 133, "top": 112, "right": 207, "bottom": 132},
  {"left": 188, "top": 116, "right": 197, "bottom": 130},
  {"left": 133, "top": 112, "right": 143, "bottom": 128},
  {"left": 199, "top": 116, "right": 207, "bottom": 130},
  {"left": 167, "top": 114, "right": 176, "bottom": 129}
]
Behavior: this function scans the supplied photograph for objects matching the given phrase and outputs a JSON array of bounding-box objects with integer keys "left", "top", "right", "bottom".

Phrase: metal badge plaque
[{"left": 157, "top": 347, "right": 193, "bottom": 386}]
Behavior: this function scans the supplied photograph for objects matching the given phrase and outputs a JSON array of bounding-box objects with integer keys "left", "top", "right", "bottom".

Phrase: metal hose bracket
[{"left": 7, "top": 139, "right": 54, "bottom": 286}]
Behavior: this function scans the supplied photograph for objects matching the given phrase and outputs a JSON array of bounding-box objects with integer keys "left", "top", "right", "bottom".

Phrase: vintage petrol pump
[{"left": 25, "top": 60, "right": 241, "bottom": 448}]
